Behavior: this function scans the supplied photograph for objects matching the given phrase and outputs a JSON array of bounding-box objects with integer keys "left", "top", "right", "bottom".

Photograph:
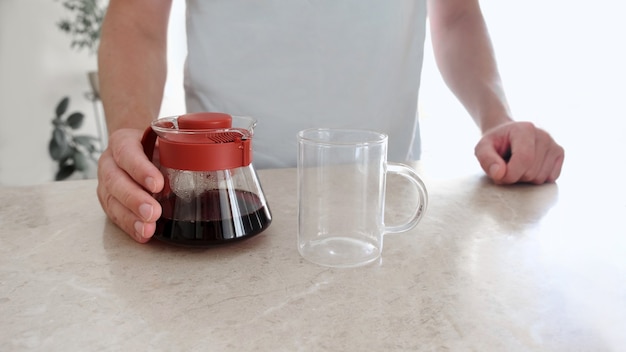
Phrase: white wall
[
  {"left": 420, "top": 0, "right": 626, "bottom": 177},
  {"left": 0, "top": 0, "right": 98, "bottom": 185},
  {"left": 1, "top": 0, "right": 624, "bottom": 185},
  {"left": 0, "top": 0, "right": 186, "bottom": 186}
]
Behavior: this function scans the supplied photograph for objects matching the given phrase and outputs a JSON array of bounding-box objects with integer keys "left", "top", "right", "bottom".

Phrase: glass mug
[{"left": 297, "top": 128, "right": 428, "bottom": 268}]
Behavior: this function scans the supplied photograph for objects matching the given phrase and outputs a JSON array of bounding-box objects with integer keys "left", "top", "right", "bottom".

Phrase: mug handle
[
  {"left": 384, "top": 162, "right": 428, "bottom": 234},
  {"left": 141, "top": 127, "right": 157, "bottom": 162}
]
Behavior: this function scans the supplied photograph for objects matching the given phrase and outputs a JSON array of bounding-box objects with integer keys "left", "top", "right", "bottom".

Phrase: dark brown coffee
[{"left": 155, "top": 189, "right": 271, "bottom": 246}]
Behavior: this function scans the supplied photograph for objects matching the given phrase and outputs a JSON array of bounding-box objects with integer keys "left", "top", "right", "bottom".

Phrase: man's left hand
[{"left": 474, "top": 121, "right": 565, "bottom": 184}]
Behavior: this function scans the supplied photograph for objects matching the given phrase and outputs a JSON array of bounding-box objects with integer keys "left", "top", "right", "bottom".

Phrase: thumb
[{"left": 474, "top": 139, "right": 508, "bottom": 182}]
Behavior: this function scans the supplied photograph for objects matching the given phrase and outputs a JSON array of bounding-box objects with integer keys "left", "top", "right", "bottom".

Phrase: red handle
[{"left": 141, "top": 126, "right": 158, "bottom": 162}]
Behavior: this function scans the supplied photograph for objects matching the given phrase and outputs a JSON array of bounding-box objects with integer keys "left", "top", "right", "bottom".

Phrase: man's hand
[
  {"left": 97, "top": 128, "right": 164, "bottom": 242},
  {"left": 474, "top": 121, "right": 565, "bottom": 184}
]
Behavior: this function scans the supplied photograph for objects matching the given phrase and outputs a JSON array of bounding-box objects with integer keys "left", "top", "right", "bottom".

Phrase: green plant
[
  {"left": 56, "top": 0, "right": 107, "bottom": 54},
  {"left": 49, "top": 96, "right": 101, "bottom": 180}
]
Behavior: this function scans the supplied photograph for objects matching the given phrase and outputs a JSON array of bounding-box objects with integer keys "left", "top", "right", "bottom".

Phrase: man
[{"left": 97, "top": 0, "right": 565, "bottom": 243}]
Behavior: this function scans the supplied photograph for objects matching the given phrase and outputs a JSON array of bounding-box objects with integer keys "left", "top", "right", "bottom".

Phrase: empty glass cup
[{"left": 297, "top": 128, "right": 428, "bottom": 268}]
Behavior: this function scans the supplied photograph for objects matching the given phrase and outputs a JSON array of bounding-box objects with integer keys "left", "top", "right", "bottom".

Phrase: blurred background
[{"left": 0, "top": 0, "right": 624, "bottom": 185}]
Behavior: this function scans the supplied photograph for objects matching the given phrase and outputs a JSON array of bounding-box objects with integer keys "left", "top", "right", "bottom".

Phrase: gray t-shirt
[{"left": 184, "top": 0, "right": 427, "bottom": 168}]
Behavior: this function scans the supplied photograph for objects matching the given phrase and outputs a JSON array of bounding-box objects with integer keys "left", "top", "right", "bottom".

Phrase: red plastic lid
[
  {"left": 143, "top": 112, "right": 253, "bottom": 171},
  {"left": 177, "top": 112, "right": 232, "bottom": 130}
]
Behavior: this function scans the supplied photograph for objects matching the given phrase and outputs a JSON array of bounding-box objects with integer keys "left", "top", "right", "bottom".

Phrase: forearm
[
  {"left": 97, "top": 0, "right": 172, "bottom": 133},
  {"left": 428, "top": 0, "right": 512, "bottom": 133}
]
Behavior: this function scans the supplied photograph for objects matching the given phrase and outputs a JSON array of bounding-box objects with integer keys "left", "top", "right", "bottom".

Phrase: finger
[
  {"left": 109, "top": 129, "right": 164, "bottom": 193},
  {"left": 474, "top": 136, "right": 508, "bottom": 183},
  {"left": 519, "top": 131, "right": 550, "bottom": 183},
  {"left": 547, "top": 146, "right": 565, "bottom": 183},
  {"left": 98, "top": 145, "right": 161, "bottom": 220},
  {"left": 98, "top": 148, "right": 162, "bottom": 240},
  {"left": 98, "top": 154, "right": 161, "bottom": 242},
  {"left": 98, "top": 185, "right": 153, "bottom": 243},
  {"left": 523, "top": 142, "right": 561, "bottom": 184},
  {"left": 500, "top": 123, "right": 537, "bottom": 184},
  {"left": 519, "top": 130, "right": 565, "bottom": 184}
]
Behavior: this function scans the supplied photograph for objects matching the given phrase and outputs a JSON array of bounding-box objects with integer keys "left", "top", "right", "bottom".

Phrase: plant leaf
[
  {"left": 74, "top": 135, "right": 99, "bottom": 153},
  {"left": 66, "top": 112, "right": 85, "bottom": 129},
  {"left": 52, "top": 127, "right": 65, "bottom": 145},
  {"left": 49, "top": 139, "right": 62, "bottom": 161},
  {"left": 57, "top": 20, "right": 71, "bottom": 33},
  {"left": 56, "top": 0, "right": 106, "bottom": 55},
  {"left": 73, "top": 150, "right": 89, "bottom": 171},
  {"left": 56, "top": 163, "right": 76, "bottom": 181},
  {"left": 55, "top": 96, "right": 70, "bottom": 118},
  {"left": 49, "top": 128, "right": 70, "bottom": 161}
]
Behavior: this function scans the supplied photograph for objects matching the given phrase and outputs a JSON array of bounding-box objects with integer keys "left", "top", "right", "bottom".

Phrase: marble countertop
[{"left": 1, "top": 164, "right": 625, "bottom": 351}]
